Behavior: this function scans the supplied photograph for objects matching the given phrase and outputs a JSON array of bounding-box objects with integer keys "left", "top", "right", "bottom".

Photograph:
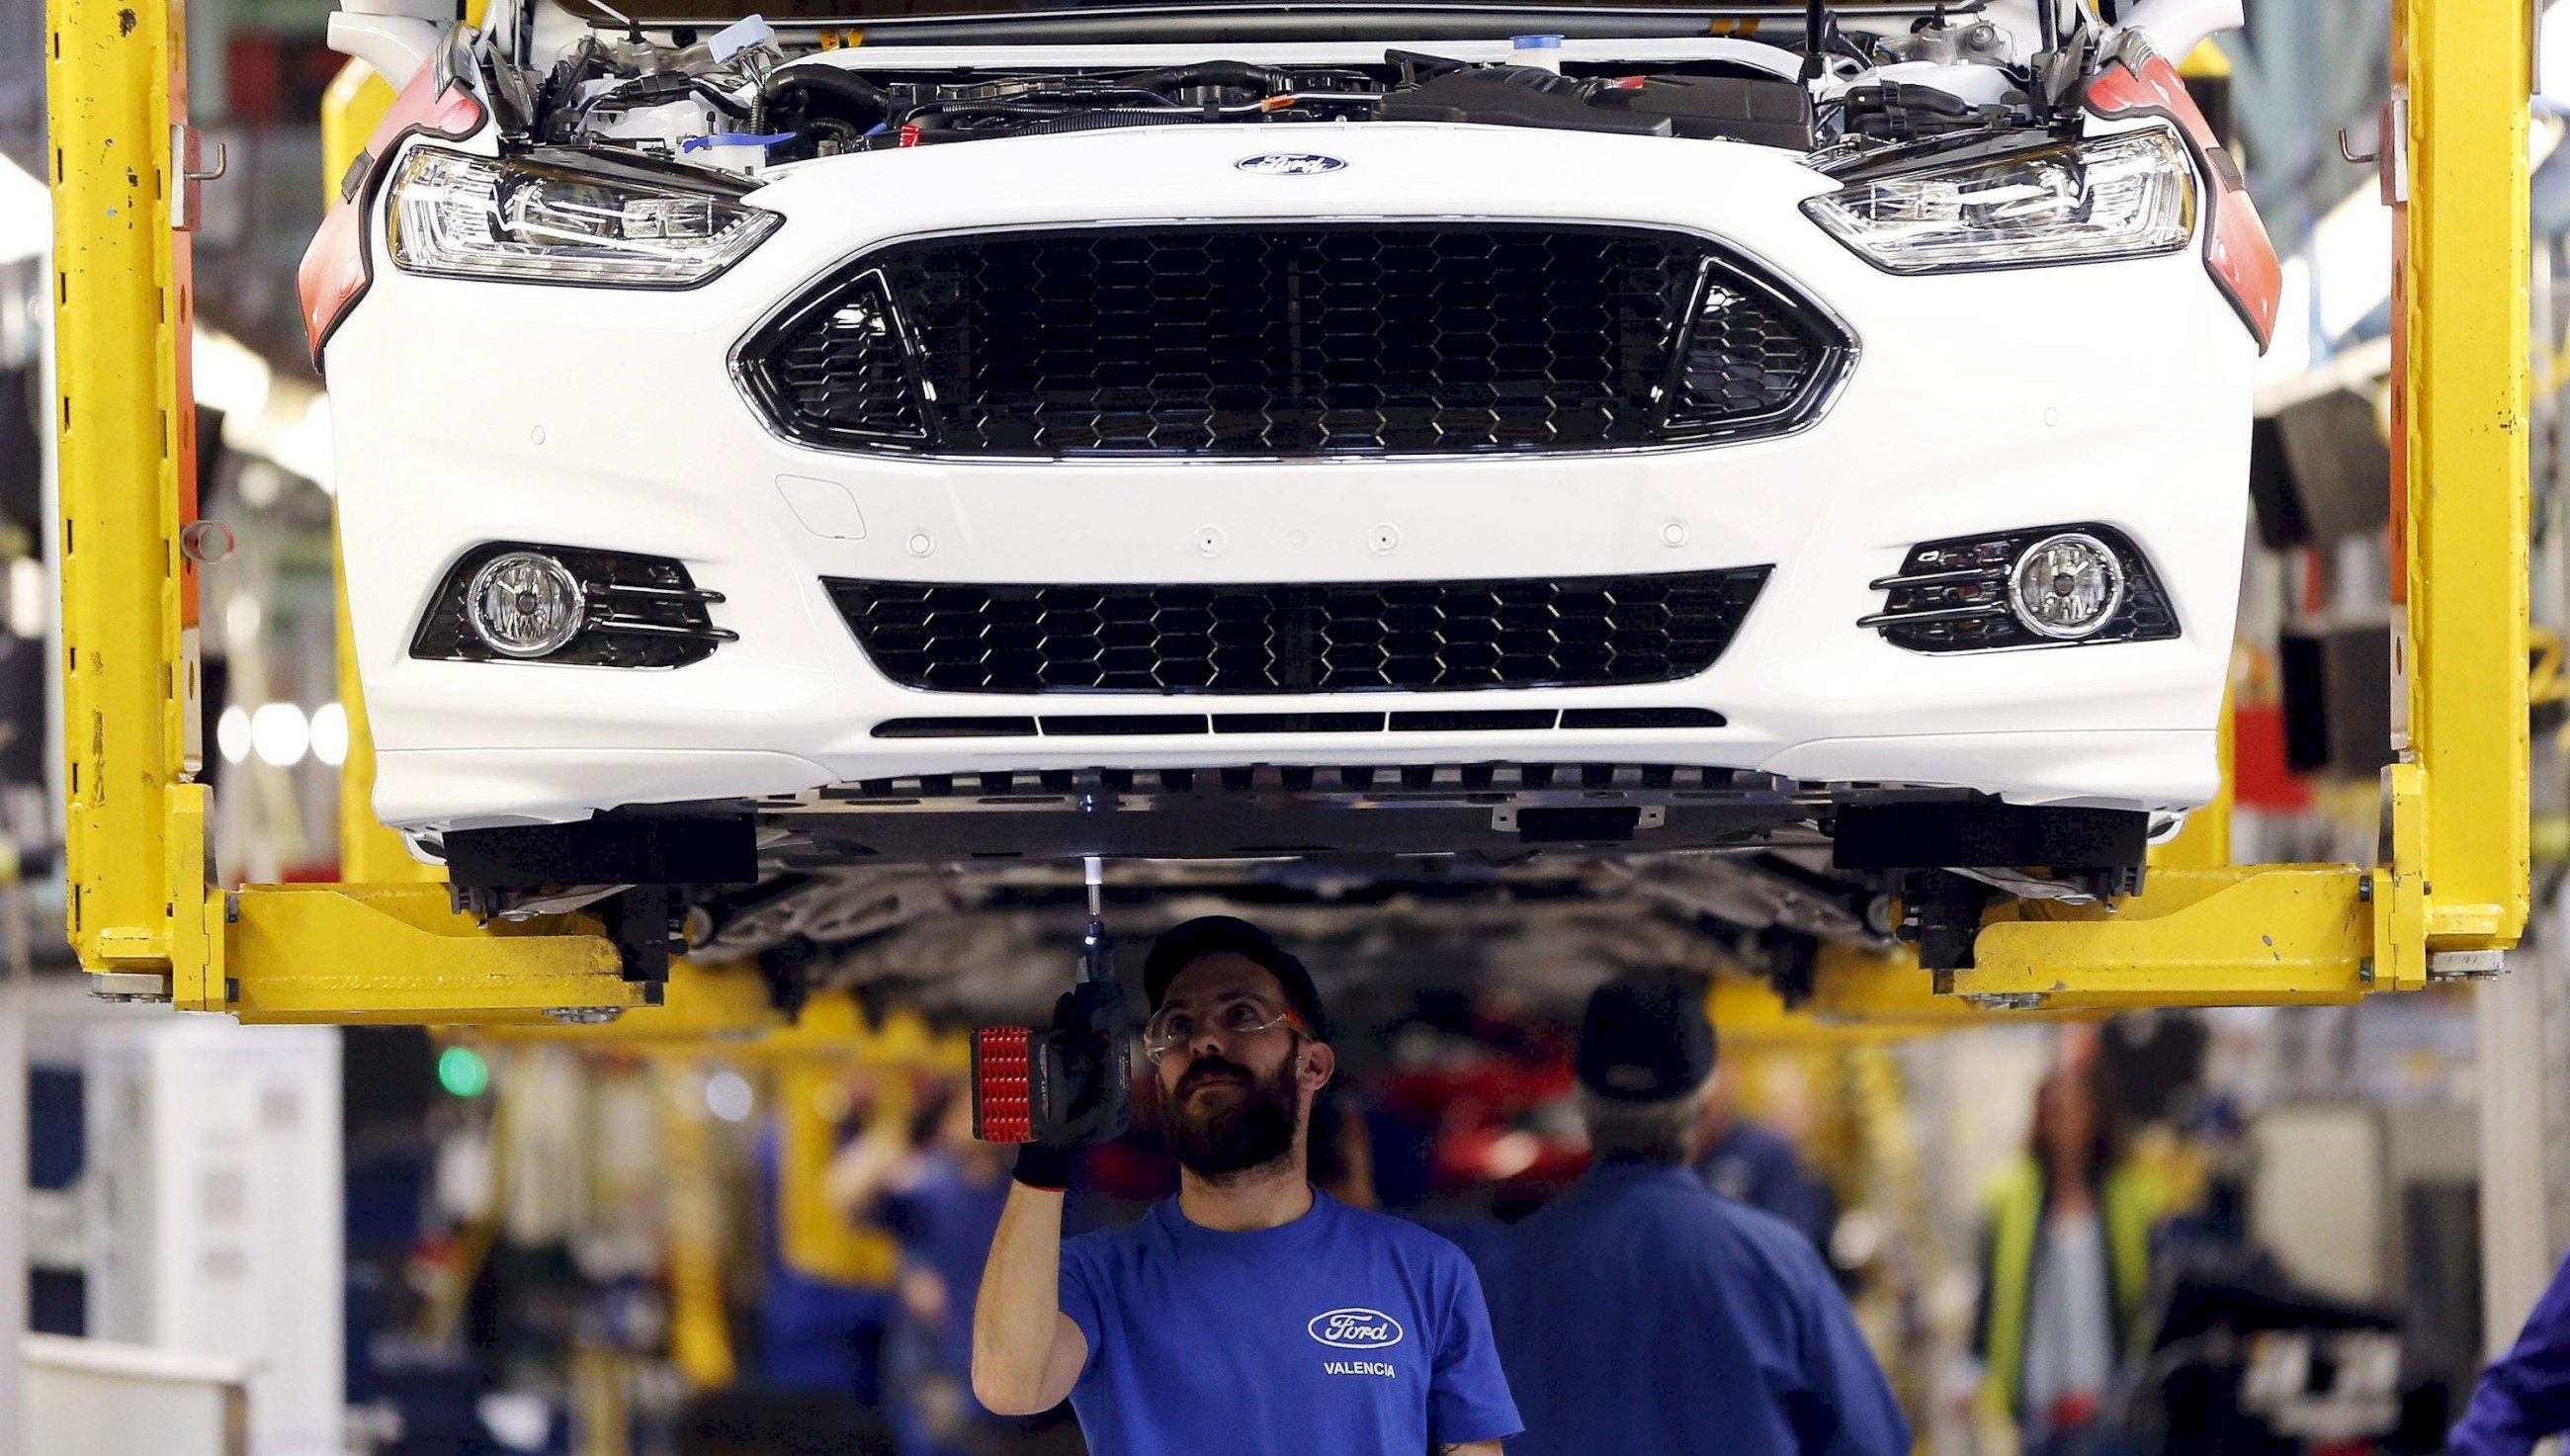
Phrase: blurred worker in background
[
  {"left": 1693, "top": 1060, "right": 1837, "bottom": 1254},
  {"left": 1306, "top": 1081, "right": 1382, "bottom": 1211},
  {"left": 751, "top": 1114, "right": 900, "bottom": 1413},
  {"left": 1477, "top": 973, "right": 1909, "bottom": 1456},
  {"left": 1975, "top": 1065, "right": 2160, "bottom": 1456},
  {"left": 2449, "top": 1245, "right": 2570, "bottom": 1456},
  {"left": 829, "top": 1082, "right": 1081, "bottom": 1456},
  {"left": 972, "top": 914, "right": 1521, "bottom": 1455}
]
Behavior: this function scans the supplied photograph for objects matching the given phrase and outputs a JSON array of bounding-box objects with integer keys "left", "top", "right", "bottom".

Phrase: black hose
[
  {"left": 1802, "top": 0, "right": 1828, "bottom": 82},
  {"left": 759, "top": 65, "right": 898, "bottom": 131},
  {"left": 1025, "top": 110, "right": 1206, "bottom": 133},
  {"left": 687, "top": 77, "right": 751, "bottom": 119},
  {"left": 909, "top": 101, "right": 1213, "bottom": 128},
  {"left": 1122, "top": 59, "right": 1296, "bottom": 96}
]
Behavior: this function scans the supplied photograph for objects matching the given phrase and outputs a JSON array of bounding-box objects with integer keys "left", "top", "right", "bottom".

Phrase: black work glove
[{"left": 1011, "top": 979, "right": 1130, "bottom": 1190}]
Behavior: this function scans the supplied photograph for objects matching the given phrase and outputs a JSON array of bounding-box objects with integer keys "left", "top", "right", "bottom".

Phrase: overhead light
[
  {"left": 266, "top": 394, "right": 337, "bottom": 495},
  {"left": 0, "top": 150, "right": 45, "bottom": 267},
  {"left": 5, "top": 557, "right": 44, "bottom": 639},
  {"left": 704, "top": 1070, "right": 754, "bottom": 1123},
  {"left": 309, "top": 702, "right": 350, "bottom": 768},
  {"left": 250, "top": 702, "right": 309, "bottom": 767},
  {"left": 223, "top": 592, "right": 262, "bottom": 647},
  {"left": 437, "top": 1045, "right": 491, "bottom": 1098},
  {"left": 193, "top": 327, "right": 275, "bottom": 423},
  {"left": 215, "top": 705, "right": 250, "bottom": 765},
  {"left": 2543, "top": 0, "right": 2570, "bottom": 104}
]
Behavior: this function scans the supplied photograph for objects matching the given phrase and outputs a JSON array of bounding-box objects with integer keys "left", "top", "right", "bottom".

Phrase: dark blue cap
[{"left": 1576, "top": 973, "right": 1717, "bottom": 1102}]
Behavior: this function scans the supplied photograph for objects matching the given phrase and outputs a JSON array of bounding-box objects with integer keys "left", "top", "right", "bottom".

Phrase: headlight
[
  {"left": 1802, "top": 129, "right": 2195, "bottom": 274},
  {"left": 388, "top": 148, "right": 780, "bottom": 287}
]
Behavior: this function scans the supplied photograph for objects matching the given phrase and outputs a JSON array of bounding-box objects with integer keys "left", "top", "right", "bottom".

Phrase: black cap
[
  {"left": 1576, "top": 973, "right": 1716, "bottom": 1103},
  {"left": 1143, "top": 915, "right": 1329, "bottom": 1043}
]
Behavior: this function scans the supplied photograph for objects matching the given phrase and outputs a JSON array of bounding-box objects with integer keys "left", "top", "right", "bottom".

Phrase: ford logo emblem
[
  {"left": 1308, "top": 1308, "right": 1404, "bottom": 1349},
  {"left": 1237, "top": 152, "right": 1348, "bottom": 176}
]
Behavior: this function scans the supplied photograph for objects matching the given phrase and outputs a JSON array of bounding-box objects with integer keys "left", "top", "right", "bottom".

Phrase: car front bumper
[{"left": 327, "top": 120, "right": 2255, "bottom": 831}]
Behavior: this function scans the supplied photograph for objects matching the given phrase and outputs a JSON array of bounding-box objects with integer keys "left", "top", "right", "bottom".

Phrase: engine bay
[{"left": 485, "top": 1, "right": 2096, "bottom": 179}]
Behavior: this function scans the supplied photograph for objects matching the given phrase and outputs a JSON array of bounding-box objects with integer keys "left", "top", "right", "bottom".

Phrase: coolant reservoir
[{"left": 1512, "top": 34, "right": 1565, "bottom": 73}]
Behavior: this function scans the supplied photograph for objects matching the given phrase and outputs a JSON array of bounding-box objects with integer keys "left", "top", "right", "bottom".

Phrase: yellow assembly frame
[{"left": 45, "top": 0, "right": 2529, "bottom": 1025}]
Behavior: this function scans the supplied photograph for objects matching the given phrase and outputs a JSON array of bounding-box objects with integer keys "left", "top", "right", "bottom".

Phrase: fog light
[
  {"left": 467, "top": 552, "right": 585, "bottom": 658},
  {"left": 2009, "top": 533, "right": 2125, "bottom": 641}
]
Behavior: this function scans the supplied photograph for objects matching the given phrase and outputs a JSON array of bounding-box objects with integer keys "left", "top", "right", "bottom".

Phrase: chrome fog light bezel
[
  {"left": 466, "top": 551, "right": 587, "bottom": 659},
  {"left": 2007, "top": 532, "right": 2128, "bottom": 642}
]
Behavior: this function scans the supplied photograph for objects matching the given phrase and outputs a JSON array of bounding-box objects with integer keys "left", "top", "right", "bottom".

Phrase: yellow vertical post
[
  {"left": 333, "top": 550, "right": 435, "bottom": 883},
  {"left": 46, "top": 0, "right": 218, "bottom": 981},
  {"left": 2151, "top": 684, "right": 2234, "bottom": 871},
  {"left": 319, "top": 56, "right": 426, "bottom": 884},
  {"left": 656, "top": 1059, "right": 738, "bottom": 1390},
  {"left": 774, "top": 1062, "right": 904, "bottom": 1288},
  {"left": 2393, "top": 0, "right": 2532, "bottom": 958}
]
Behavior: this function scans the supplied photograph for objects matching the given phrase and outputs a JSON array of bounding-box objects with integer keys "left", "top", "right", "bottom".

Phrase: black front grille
[
  {"left": 826, "top": 568, "right": 1768, "bottom": 694},
  {"left": 741, "top": 225, "right": 1848, "bottom": 458}
]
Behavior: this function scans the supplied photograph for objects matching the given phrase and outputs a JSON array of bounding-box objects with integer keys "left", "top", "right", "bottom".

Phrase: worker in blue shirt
[
  {"left": 2453, "top": 1245, "right": 2570, "bottom": 1456},
  {"left": 1695, "top": 1079, "right": 1838, "bottom": 1254},
  {"left": 971, "top": 914, "right": 1522, "bottom": 1456},
  {"left": 1479, "top": 973, "right": 1910, "bottom": 1456}
]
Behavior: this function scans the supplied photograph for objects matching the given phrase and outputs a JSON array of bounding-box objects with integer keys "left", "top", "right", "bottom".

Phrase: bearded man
[{"left": 971, "top": 915, "right": 1520, "bottom": 1456}]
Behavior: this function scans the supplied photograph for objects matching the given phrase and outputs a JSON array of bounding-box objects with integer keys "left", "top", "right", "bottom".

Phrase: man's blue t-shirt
[
  {"left": 1058, "top": 1187, "right": 1522, "bottom": 1455},
  {"left": 1478, "top": 1160, "right": 1909, "bottom": 1456}
]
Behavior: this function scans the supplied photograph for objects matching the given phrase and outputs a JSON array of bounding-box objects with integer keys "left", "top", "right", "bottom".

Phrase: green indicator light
[{"left": 438, "top": 1045, "right": 490, "bottom": 1098}]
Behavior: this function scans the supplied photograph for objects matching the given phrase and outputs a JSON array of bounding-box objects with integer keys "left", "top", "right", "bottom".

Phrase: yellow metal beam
[
  {"left": 1955, "top": 867, "right": 2371, "bottom": 1010},
  {"left": 214, "top": 883, "right": 647, "bottom": 1024},
  {"left": 47, "top": 0, "right": 212, "bottom": 974},
  {"left": 464, "top": 959, "right": 790, "bottom": 1045},
  {"left": 2395, "top": 0, "right": 2531, "bottom": 956}
]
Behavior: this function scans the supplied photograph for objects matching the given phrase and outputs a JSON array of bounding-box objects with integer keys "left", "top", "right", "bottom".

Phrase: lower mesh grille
[
  {"left": 826, "top": 569, "right": 1768, "bottom": 695},
  {"left": 741, "top": 224, "right": 1848, "bottom": 458}
]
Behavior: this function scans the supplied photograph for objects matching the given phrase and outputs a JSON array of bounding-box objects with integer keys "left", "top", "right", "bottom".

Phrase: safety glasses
[{"left": 1143, "top": 995, "right": 1305, "bottom": 1066}]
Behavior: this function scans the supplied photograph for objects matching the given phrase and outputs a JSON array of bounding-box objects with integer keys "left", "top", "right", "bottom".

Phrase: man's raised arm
[{"left": 970, "top": 1178, "right": 1089, "bottom": 1415}]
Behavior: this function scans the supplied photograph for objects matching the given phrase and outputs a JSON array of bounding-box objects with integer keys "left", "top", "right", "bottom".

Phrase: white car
[{"left": 301, "top": 0, "right": 2277, "bottom": 975}]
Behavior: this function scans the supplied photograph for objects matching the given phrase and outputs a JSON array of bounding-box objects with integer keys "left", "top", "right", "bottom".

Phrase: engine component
[
  {"left": 1375, "top": 62, "right": 1649, "bottom": 136},
  {"left": 1606, "top": 73, "right": 1818, "bottom": 148},
  {"left": 1838, "top": 79, "right": 2012, "bottom": 140},
  {"left": 1373, "top": 61, "right": 1814, "bottom": 146},
  {"left": 758, "top": 63, "right": 896, "bottom": 134}
]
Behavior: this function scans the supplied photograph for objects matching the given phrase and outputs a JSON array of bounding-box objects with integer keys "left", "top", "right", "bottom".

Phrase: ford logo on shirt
[
  {"left": 1308, "top": 1308, "right": 1404, "bottom": 1348},
  {"left": 1236, "top": 152, "right": 1348, "bottom": 176}
]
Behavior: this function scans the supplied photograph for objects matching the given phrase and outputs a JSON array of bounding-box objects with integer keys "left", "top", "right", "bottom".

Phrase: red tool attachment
[{"left": 972, "top": 1025, "right": 1036, "bottom": 1143}]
